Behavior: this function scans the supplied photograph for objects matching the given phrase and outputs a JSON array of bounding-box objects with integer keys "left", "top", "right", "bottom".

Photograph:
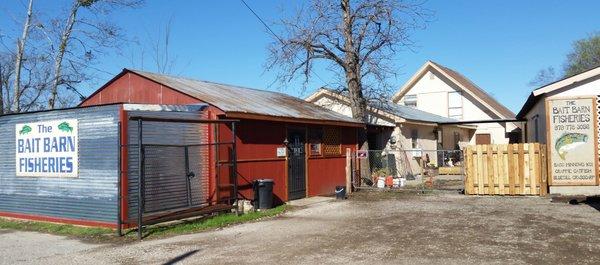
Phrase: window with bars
[
  {"left": 308, "top": 128, "right": 323, "bottom": 156},
  {"left": 322, "top": 127, "right": 341, "bottom": 156}
]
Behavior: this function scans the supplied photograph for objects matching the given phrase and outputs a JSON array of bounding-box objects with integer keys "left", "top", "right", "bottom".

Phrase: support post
[
  {"left": 231, "top": 122, "right": 239, "bottom": 215},
  {"left": 137, "top": 119, "right": 143, "bottom": 240},
  {"left": 117, "top": 122, "right": 122, "bottom": 236},
  {"left": 184, "top": 146, "right": 192, "bottom": 206},
  {"left": 345, "top": 148, "right": 352, "bottom": 195}
]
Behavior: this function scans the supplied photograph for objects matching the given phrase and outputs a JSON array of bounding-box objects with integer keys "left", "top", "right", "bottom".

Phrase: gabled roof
[
  {"left": 391, "top": 61, "right": 515, "bottom": 119},
  {"left": 84, "top": 69, "right": 363, "bottom": 126},
  {"left": 306, "top": 88, "right": 460, "bottom": 125},
  {"left": 516, "top": 65, "right": 600, "bottom": 119}
]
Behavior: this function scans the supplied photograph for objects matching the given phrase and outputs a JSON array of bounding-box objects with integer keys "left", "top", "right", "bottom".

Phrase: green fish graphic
[
  {"left": 555, "top": 132, "right": 588, "bottom": 160},
  {"left": 19, "top": 125, "right": 32, "bottom": 135},
  {"left": 58, "top": 122, "right": 73, "bottom": 133}
]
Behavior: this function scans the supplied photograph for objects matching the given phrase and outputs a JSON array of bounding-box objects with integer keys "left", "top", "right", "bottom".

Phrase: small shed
[
  {"left": 0, "top": 103, "right": 225, "bottom": 228},
  {"left": 517, "top": 65, "right": 600, "bottom": 195},
  {"left": 80, "top": 69, "right": 362, "bottom": 204}
]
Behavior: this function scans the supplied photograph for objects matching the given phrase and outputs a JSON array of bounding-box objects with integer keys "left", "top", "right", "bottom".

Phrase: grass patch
[
  {"left": 142, "top": 205, "right": 288, "bottom": 238},
  {"left": 0, "top": 205, "right": 288, "bottom": 242},
  {"left": 0, "top": 218, "right": 113, "bottom": 240}
]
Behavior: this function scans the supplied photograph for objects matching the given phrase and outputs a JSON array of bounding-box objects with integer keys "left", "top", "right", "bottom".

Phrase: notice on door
[
  {"left": 546, "top": 97, "right": 597, "bottom": 186},
  {"left": 15, "top": 119, "right": 79, "bottom": 177}
]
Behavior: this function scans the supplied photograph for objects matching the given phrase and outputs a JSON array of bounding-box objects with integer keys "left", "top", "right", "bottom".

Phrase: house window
[
  {"left": 453, "top": 132, "right": 461, "bottom": 150},
  {"left": 322, "top": 127, "right": 341, "bottom": 156},
  {"left": 411, "top": 129, "right": 419, "bottom": 149},
  {"left": 448, "top": 92, "right": 463, "bottom": 119},
  {"left": 404, "top": 94, "right": 417, "bottom": 108},
  {"left": 308, "top": 128, "right": 323, "bottom": 156}
]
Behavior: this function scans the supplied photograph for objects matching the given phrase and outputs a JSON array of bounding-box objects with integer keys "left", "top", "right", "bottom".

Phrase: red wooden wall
[
  {"left": 81, "top": 72, "right": 201, "bottom": 106},
  {"left": 84, "top": 71, "right": 359, "bottom": 205},
  {"left": 217, "top": 120, "right": 357, "bottom": 203}
]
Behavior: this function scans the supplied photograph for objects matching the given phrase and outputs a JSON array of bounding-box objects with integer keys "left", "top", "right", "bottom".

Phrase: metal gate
[
  {"left": 124, "top": 115, "right": 239, "bottom": 240},
  {"left": 287, "top": 129, "right": 306, "bottom": 200},
  {"left": 142, "top": 145, "right": 201, "bottom": 213},
  {"left": 351, "top": 148, "right": 465, "bottom": 191}
]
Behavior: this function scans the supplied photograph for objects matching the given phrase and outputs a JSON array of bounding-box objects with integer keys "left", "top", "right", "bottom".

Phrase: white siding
[
  {"left": 524, "top": 76, "right": 600, "bottom": 144},
  {"left": 312, "top": 97, "right": 396, "bottom": 127},
  {"left": 397, "top": 70, "right": 516, "bottom": 144}
]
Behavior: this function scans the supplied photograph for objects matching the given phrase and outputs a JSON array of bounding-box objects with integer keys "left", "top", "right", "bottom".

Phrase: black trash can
[
  {"left": 335, "top": 186, "right": 346, "bottom": 200},
  {"left": 253, "top": 179, "right": 274, "bottom": 209}
]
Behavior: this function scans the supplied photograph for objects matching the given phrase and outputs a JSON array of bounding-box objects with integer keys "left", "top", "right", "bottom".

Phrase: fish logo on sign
[
  {"left": 19, "top": 125, "right": 32, "bottom": 135},
  {"left": 58, "top": 122, "right": 73, "bottom": 133},
  {"left": 555, "top": 132, "right": 588, "bottom": 160}
]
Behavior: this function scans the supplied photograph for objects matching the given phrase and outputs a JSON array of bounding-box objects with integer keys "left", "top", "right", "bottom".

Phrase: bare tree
[
  {"left": 528, "top": 66, "right": 557, "bottom": 88},
  {"left": 129, "top": 15, "right": 186, "bottom": 74},
  {"left": 267, "top": 0, "right": 428, "bottom": 147},
  {"left": 47, "top": 0, "right": 144, "bottom": 109},
  {"left": 530, "top": 32, "right": 600, "bottom": 88},
  {"left": 0, "top": 0, "right": 143, "bottom": 113},
  {"left": 13, "top": 0, "right": 34, "bottom": 113},
  {"left": 151, "top": 16, "right": 177, "bottom": 74},
  {"left": 0, "top": 53, "right": 16, "bottom": 114}
]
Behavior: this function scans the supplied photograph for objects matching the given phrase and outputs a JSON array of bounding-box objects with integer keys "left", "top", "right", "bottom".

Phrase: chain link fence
[{"left": 352, "top": 148, "right": 465, "bottom": 191}]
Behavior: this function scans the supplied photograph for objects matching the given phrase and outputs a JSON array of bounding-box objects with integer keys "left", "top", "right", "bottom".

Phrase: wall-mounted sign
[
  {"left": 276, "top": 147, "right": 287, "bottom": 157},
  {"left": 546, "top": 97, "right": 598, "bottom": 186},
  {"left": 15, "top": 119, "right": 79, "bottom": 177}
]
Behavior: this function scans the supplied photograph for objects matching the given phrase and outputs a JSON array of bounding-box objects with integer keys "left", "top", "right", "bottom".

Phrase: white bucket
[
  {"left": 392, "top": 178, "right": 400, "bottom": 188},
  {"left": 399, "top": 178, "right": 406, "bottom": 187},
  {"left": 377, "top": 178, "right": 385, "bottom": 188}
]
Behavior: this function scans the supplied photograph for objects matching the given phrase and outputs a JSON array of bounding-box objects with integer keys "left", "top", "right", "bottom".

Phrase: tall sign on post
[
  {"left": 15, "top": 119, "right": 79, "bottom": 178},
  {"left": 546, "top": 97, "right": 598, "bottom": 186}
]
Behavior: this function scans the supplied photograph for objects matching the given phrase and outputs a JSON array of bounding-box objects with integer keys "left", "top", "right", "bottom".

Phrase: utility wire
[{"left": 239, "top": 0, "right": 330, "bottom": 87}]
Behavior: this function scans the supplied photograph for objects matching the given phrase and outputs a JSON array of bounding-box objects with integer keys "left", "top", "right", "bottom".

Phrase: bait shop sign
[
  {"left": 15, "top": 119, "right": 79, "bottom": 177},
  {"left": 546, "top": 97, "right": 598, "bottom": 186}
]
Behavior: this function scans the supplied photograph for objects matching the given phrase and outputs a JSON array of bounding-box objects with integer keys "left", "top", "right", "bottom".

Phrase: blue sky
[{"left": 1, "top": 0, "right": 599, "bottom": 112}]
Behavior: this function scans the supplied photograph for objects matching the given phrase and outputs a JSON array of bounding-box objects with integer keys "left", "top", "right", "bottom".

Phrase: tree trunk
[
  {"left": 13, "top": 0, "right": 34, "bottom": 113},
  {"left": 0, "top": 65, "right": 4, "bottom": 115},
  {"left": 49, "top": 0, "right": 79, "bottom": 109},
  {"left": 342, "top": 0, "right": 371, "bottom": 183}
]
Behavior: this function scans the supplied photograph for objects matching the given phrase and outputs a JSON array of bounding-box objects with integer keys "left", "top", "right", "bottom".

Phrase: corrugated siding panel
[
  {"left": 0, "top": 105, "right": 120, "bottom": 223},
  {"left": 126, "top": 111, "right": 209, "bottom": 221}
]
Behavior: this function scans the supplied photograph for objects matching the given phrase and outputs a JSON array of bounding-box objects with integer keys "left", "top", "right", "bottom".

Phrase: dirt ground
[{"left": 3, "top": 191, "right": 600, "bottom": 265}]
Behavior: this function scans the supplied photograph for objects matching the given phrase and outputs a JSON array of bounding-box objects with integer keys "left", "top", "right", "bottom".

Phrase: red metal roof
[{"left": 126, "top": 69, "right": 363, "bottom": 126}]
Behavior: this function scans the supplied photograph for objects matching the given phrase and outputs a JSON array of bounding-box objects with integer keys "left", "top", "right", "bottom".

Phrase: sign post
[
  {"left": 15, "top": 119, "right": 79, "bottom": 178},
  {"left": 546, "top": 97, "right": 598, "bottom": 186}
]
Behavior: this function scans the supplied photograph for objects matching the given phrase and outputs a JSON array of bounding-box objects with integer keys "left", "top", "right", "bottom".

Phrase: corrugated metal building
[
  {"left": 81, "top": 69, "right": 362, "bottom": 204},
  {"left": 0, "top": 103, "right": 213, "bottom": 227},
  {"left": 0, "top": 69, "right": 362, "bottom": 228}
]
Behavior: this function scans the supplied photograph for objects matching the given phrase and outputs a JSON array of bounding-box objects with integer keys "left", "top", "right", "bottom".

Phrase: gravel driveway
[{"left": 3, "top": 191, "right": 600, "bottom": 265}]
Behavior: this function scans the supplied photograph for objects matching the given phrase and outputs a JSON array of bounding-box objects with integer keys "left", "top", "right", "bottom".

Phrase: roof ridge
[
  {"left": 429, "top": 62, "right": 516, "bottom": 117},
  {"left": 127, "top": 68, "right": 296, "bottom": 98}
]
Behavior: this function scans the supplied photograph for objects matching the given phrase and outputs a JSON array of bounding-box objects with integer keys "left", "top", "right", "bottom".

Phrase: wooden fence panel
[{"left": 465, "top": 143, "right": 548, "bottom": 196}]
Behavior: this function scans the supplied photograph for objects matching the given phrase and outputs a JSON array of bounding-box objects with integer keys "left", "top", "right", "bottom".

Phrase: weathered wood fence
[{"left": 464, "top": 143, "right": 548, "bottom": 196}]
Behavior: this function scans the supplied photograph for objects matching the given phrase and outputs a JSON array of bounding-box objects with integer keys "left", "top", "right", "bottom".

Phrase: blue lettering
[
  {"left": 17, "top": 139, "right": 24, "bottom": 153},
  {"left": 67, "top": 137, "right": 75, "bottom": 152},
  {"left": 43, "top": 137, "right": 50, "bottom": 152},
  {"left": 19, "top": 158, "right": 25, "bottom": 172}
]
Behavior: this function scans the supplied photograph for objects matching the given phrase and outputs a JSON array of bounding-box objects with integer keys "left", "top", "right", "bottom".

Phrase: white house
[
  {"left": 517, "top": 65, "right": 600, "bottom": 196},
  {"left": 391, "top": 61, "right": 520, "bottom": 145},
  {"left": 306, "top": 88, "right": 475, "bottom": 174}
]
